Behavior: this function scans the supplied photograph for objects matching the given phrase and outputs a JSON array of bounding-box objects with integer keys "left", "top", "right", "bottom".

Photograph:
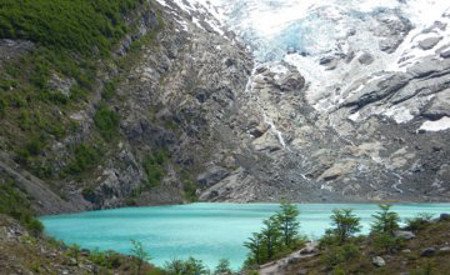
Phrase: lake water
[{"left": 40, "top": 203, "right": 450, "bottom": 270}]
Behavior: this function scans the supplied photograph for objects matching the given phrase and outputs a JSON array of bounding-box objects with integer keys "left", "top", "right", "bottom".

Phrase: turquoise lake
[{"left": 40, "top": 203, "right": 450, "bottom": 269}]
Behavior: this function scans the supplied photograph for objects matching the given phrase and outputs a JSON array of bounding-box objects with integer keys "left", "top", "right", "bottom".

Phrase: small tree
[
  {"left": 276, "top": 201, "right": 300, "bottom": 247},
  {"left": 330, "top": 209, "right": 361, "bottom": 244},
  {"left": 260, "top": 216, "right": 282, "bottom": 261},
  {"left": 130, "top": 240, "right": 151, "bottom": 275},
  {"left": 214, "top": 258, "right": 233, "bottom": 275},
  {"left": 164, "top": 257, "right": 209, "bottom": 275},
  {"left": 244, "top": 232, "right": 265, "bottom": 265},
  {"left": 371, "top": 204, "right": 400, "bottom": 236}
]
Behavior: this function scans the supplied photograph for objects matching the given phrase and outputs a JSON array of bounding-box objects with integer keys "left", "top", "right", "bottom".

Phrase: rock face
[{"left": 2, "top": 0, "right": 450, "bottom": 212}]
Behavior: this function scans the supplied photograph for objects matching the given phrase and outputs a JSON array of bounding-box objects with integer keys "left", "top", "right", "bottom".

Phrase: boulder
[
  {"left": 418, "top": 36, "right": 443, "bottom": 50},
  {"left": 439, "top": 246, "right": 450, "bottom": 253},
  {"left": 394, "top": 230, "right": 416, "bottom": 240},
  {"left": 421, "top": 247, "right": 436, "bottom": 257},
  {"left": 372, "top": 256, "right": 386, "bottom": 267}
]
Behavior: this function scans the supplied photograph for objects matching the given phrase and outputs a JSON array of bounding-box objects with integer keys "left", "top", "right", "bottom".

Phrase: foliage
[
  {"left": 328, "top": 209, "right": 361, "bottom": 244},
  {"left": 0, "top": 0, "right": 142, "bottom": 55},
  {"left": 214, "top": 258, "right": 234, "bottom": 275},
  {"left": 143, "top": 150, "right": 168, "bottom": 188},
  {"left": 88, "top": 249, "right": 122, "bottom": 269},
  {"left": 0, "top": 179, "right": 43, "bottom": 236},
  {"left": 277, "top": 201, "right": 300, "bottom": 247},
  {"left": 322, "top": 243, "right": 360, "bottom": 268},
  {"left": 130, "top": 240, "right": 151, "bottom": 275},
  {"left": 66, "top": 144, "right": 100, "bottom": 175},
  {"left": 244, "top": 202, "right": 304, "bottom": 266},
  {"left": 371, "top": 204, "right": 400, "bottom": 236},
  {"left": 94, "top": 104, "right": 120, "bottom": 141},
  {"left": 372, "top": 232, "right": 403, "bottom": 254},
  {"left": 163, "top": 257, "right": 209, "bottom": 275},
  {"left": 405, "top": 213, "right": 434, "bottom": 232}
]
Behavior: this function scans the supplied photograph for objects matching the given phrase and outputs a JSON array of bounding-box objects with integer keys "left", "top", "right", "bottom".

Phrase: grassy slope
[
  {"left": 286, "top": 220, "right": 450, "bottom": 274},
  {"left": 0, "top": 0, "right": 177, "bottom": 203},
  {"left": 0, "top": 0, "right": 145, "bottom": 181}
]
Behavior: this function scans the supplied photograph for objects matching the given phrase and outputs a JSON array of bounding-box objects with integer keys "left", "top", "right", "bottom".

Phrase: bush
[
  {"left": 143, "top": 151, "right": 168, "bottom": 188},
  {"left": 89, "top": 249, "right": 122, "bottom": 269},
  {"left": 372, "top": 232, "right": 403, "bottom": 254},
  {"left": 322, "top": 243, "right": 360, "bottom": 268},
  {"left": 371, "top": 204, "right": 400, "bottom": 236},
  {"left": 94, "top": 105, "right": 120, "bottom": 141},
  {"left": 405, "top": 213, "right": 434, "bottom": 232},
  {"left": 329, "top": 209, "right": 362, "bottom": 244},
  {"left": 66, "top": 144, "right": 100, "bottom": 175},
  {"left": 164, "top": 257, "right": 209, "bottom": 275},
  {"left": 0, "top": 179, "right": 43, "bottom": 236},
  {"left": 244, "top": 202, "right": 304, "bottom": 266},
  {"left": 214, "top": 258, "right": 234, "bottom": 275}
]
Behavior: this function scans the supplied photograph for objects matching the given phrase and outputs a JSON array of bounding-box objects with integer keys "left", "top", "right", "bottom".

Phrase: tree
[
  {"left": 371, "top": 204, "right": 400, "bottom": 236},
  {"left": 244, "top": 232, "right": 265, "bottom": 265},
  {"left": 329, "top": 209, "right": 361, "bottom": 244},
  {"left": 260, "top": 216, "right": 282, "bottom": 260},
  {"left": 130, "top": 240, "right": 151, "bottom": 275},
  {"left": 214, "top": 258, "right": 233, "bottom": 275},
  {"left": 164, "top": 257, "right": 209, "bottom": 275},
  {"left": 276, "top": 201, "right": 300, "bottom": 247}
]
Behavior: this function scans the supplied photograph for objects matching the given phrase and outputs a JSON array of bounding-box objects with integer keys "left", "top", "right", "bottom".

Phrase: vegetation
[
  {"left": 130, "top": 240, "right": 152, "bottom": 275},
  {"left": 370, "top": 204, "right": 403, "bottom": 253},
  {"left": 0, "top": 178, "right": 43, "bottom": 236},
  {"left": 94, "top": 104, "right": 120, "bottom": 141},
  {"left": 405, "top": 213, "right": 434, "bottom": 232},
  {"left": 0, "top": 0, "right": 154, "bottom": 184},
  {"left": 371, "top": 204, "right": 400, "bottom": 236},
  {"left": 164, "top": 257, "right": 209, "bottom": 275},
  {"left": 0, "top": 0, "right": 143, "bottom": 54},
  {"left": 214, "top": 259, "right": 234, "bottom": 275},
  {"left": 143, "top": 150, "right": 168, "bottom": 188},
  {"left": 244, "top": 202, "right": 305, "bottom": 267},
  {"left": 326, "top": 208, "right": 362, "bottom": 245}
]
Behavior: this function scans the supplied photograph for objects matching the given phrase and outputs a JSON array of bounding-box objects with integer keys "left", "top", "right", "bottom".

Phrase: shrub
[
  {"left": 94, "top": 105, "right": 120, "bottom": 141},
  {"left": 164, "top": 257, "right": 209, "bottom": 275},
  {"left": 0, "top": 98, "right": 5, "bottom": 115},
  {"left": 322, "top": 243, "right": 359, "bottom": 268},
  {"left": 329, "top": 209, "right": 361, "bottom": 244},
  {"left": 214, "top": 258, "right": 233, "bottom": 275},
  {"left": 405, "top": 213, "right": 434, "bottom": 232},
  {"left": 143, "top": 151, "right": 168, "bottom": 188},
  {"left": 66, "top": 144, "right": 99, "bottom": 175},
  {"left": 0, "top": 179, "right": 43, "bottom": 236},
  {"left": 244, "top": 202, "right": 303, "bottom": 266},
  {"left": 371, "top": 204, "right": 400, "bottom": 236},
  {"left": 372, "top": 232, "right": 403, "bottom": 254},
  {"left": 89, "top": 249, "right": 122, "bottom": 269},
  {"left": 130, "top": 240, "right": 151, "bottom": 275}
]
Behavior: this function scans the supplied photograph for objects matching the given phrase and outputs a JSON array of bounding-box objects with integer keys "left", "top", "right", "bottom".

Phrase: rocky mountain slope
[
  {"left": 181, "top": 0, "right": 450, "bottom": 203},
  {"left": 0, "top": 0, "right": 449, "bottom": 216}
]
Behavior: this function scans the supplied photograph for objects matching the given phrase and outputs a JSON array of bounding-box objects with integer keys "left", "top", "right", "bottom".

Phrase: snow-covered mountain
[{"left": 151, "top": 0, "right": 450, "bottom": 202}]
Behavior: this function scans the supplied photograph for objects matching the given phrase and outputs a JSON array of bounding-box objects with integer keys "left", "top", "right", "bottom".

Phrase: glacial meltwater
[{"left": 40, "top": 203, "right": 450, "bottom": 270}]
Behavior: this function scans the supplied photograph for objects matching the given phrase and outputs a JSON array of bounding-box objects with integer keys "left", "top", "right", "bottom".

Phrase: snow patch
[{"left": 419, "top": 117, "right": 450, "bottom": 132}]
